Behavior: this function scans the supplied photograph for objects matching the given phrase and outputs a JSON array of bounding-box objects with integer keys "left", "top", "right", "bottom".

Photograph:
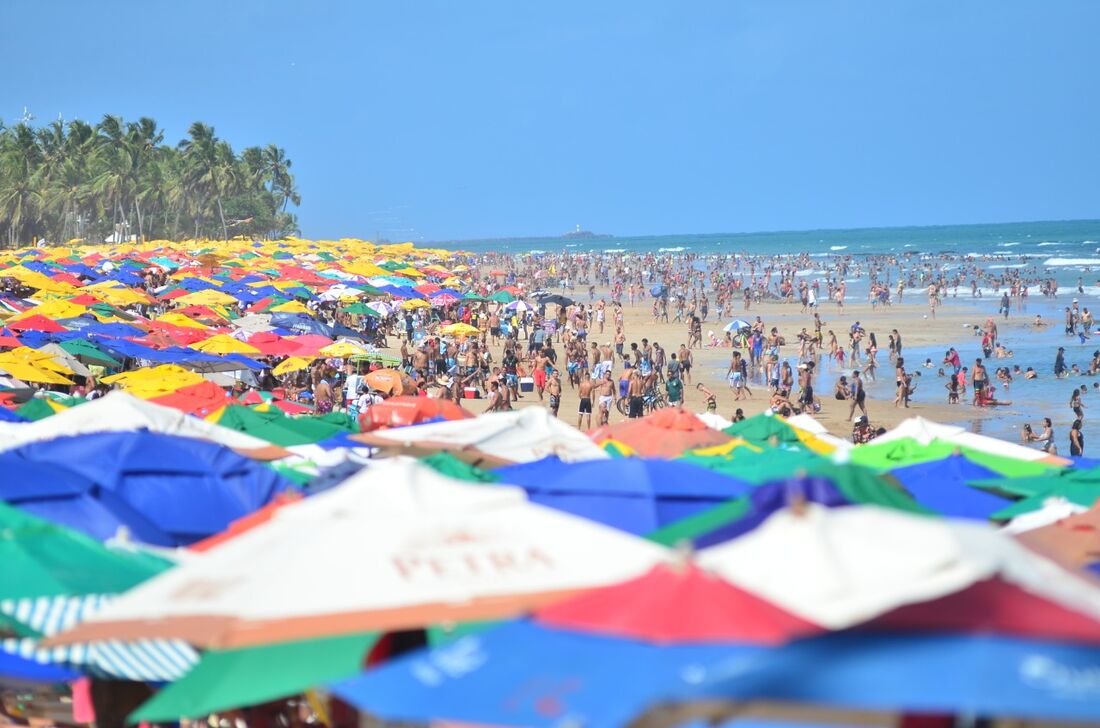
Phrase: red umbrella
[
  {"left": 248, "top": 331, "right": 306, "bottom": 356},
  {"left": 537, "top": 562, "right": 822, "bottom": 645},
  {"left": 286, "top": 334, "right": 332, "bottom": 356},
  {"left": 360, "top": 394, "right": 473, "bottom": 430},
  {"left": 588, "top": 407, "right": 732, "bottom": 458},
  {"left": 150, "top": 380, "right": 232, "bottom": 416},
  {"left": 7, "top": 314, "right": 66, "bottom": 333}
]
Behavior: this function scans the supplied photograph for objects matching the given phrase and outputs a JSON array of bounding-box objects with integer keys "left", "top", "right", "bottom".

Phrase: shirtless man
[
  {"left": 679, "top": 344, "right": 693, "bottom": 384},
  {"left": 596, "top": 370, "right": 616, "bottom": 425},
  {"left": 532, "top": 347, "right": 551, "bottom": 401},
  {"left": 412, "top": 345, "right": 429, "bottom": 382},
  {"left": 546, "top": 368, "right": 562, "bottom": 417},
  {"left": 488, "top": 311, "right": 501, "bottom": 346},
  {"left": 614, "top": 326, "right": 626, "bottom": 363},
  {"left": 627, "top": 367, "right": 646, "bottom": 419},
  {"left": 577, "top": 375, "right": 595, "bottom": 429}
]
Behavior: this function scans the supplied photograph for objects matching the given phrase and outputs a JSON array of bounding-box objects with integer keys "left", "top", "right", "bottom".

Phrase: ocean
[{"left": 444, "top": 218, "right": 1100, "bottom": 260}]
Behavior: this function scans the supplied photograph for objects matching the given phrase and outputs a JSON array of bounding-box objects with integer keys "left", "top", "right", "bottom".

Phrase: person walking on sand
[
  {"left": 848, "top": 369, "right": 867, "bottom": 420},
  {"left": 972, "top": 358, "right": 988, "bottom": 407},
  {"left": 577, "top": 375, "right": 595, "bottom": 430},
  {"left": 596, "top": 370, "right": 615, "bottom": 426},
  {"left": 627, "top": 366, "right": 647, "bottom": 419}
]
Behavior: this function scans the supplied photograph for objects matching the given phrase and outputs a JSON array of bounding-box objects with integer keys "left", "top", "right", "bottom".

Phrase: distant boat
[{"left": 562, "top": 224, "right": 612, "bottom": 240}]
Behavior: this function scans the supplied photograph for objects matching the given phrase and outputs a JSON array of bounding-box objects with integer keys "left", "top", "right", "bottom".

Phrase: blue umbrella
[
  {"left": 0, "top": 649, "right": 81, "bottom": 683},
  {"left": 698, "top": 632, "right": 1100, "bottom": 723},
  {"left": 890, "top": 454, "right": 1012, "bottom": 520},
  {"left": 0, "top": 431, "right": 290, "bottom": 546},
  {"left": 723, "top": 319, "right": 751, "bottom": 332},
  {"left": 494, "top": 456, "right": 755, "bottom": 535},
  {"left": 329, "top": 620, "right": 756, "bottom": 728}
]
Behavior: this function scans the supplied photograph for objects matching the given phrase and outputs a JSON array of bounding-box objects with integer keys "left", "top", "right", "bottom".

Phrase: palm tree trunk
[{"left": 216, "top": 196, "right": 228, "bottom": 241}]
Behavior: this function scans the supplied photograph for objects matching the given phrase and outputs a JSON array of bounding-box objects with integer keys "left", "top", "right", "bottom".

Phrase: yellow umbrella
[
  {"left": 156, "top": 312, "right": 211, "bottom": 330},
  {"left": 318, "top": 341, "right": 368, "bottom": 358},
  {"left": 101, "top": 365, "right": 204, "bottom": 398},
  {"left": 11, "top": 300, "right": 88, "bottom": 321},
  {"left": 401, "top": 299, "right": 431, "bottom": 310},
  {"left": 191, "top": 334, "right": 262, "bottom": 356},
  {"left": 269, "top": 300, "right": 312, "bottom": 315},
  {"left": 439, "top": 323, "right": 480, "bottom": 337},
  {"left": 0, "top": 362, "right": 74, "bottom": 385},
  {"left": 0, "top": 347, "right": 75, "bottom": 375},
  {"left": 176, "top": 289, "right": 239, "bottom": 307},
  {"left": 272, "top": 356, "right": 315, "bottom": 376}
]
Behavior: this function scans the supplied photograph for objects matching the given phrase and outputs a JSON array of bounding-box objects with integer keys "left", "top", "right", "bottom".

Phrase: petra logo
[
  {"left": 1019, "top": 655, "right": 1100, "bottom": 699},
  {"left": 392, "top": 547, "right": 557, "bottom": 580}
]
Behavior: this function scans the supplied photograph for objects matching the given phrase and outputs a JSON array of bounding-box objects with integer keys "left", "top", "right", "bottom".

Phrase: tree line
[{"left": 0, "top": 115, "right": 301, "bottom": 247}]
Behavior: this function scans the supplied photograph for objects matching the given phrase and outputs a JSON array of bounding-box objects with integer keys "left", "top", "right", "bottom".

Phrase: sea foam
[{"left": 1044, "top": 258, "right": 1100, "bottom": 266}]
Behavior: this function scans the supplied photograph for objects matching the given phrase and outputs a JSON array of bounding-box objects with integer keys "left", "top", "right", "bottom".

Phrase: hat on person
[{"left": 854, "top": 415, "right": 868, "bottom": 424}]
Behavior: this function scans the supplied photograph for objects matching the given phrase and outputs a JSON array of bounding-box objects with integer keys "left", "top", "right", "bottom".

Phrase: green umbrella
[
  {"left": 339, "top": 302, "right": 380, "bottom": 317},
  {"left": 489, "top": 290, "right": 516, "bottom": 303},
  {"left": 988, "top": 482, "right": 1100, "bottom": 520},
  {"left": 419, "top": 452, "right": 499, "bottom": 483},
  {"left": 972, "top": 466, "right": 1100, "bottom": 499},
  {"left": 214, "top": 405, "right": 357, "bottom": 447},
  {"left": 647, "top": 462, "right": 928, "bottom": 547},
  {"left": 0, "top": 501, "right": 171, "bottom": 601},
  {"left": 58, "top": 339, "right": 121, "bottom": 367},
  {"left": 722, "top": 413, "right": 803, "bottom": 447},
  {"left": 16, "top": 398, "right": 59, "bottom": 421},
  {"left": 678, "top": 447, "right": 824, "bottom": 484},
  {"left": 130, "top": 632, "right": 380, "bottom": 723},
  {"left": 852, "top": 437, "right": 1053, "bottom": 478}
]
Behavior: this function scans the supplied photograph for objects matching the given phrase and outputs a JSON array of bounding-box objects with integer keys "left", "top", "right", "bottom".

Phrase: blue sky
[{"left": 3, "top": 1, "right": 1098, "bottom": 240}]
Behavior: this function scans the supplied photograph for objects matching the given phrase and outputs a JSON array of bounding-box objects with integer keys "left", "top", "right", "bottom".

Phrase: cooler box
[
  {"left": 463, "top": 387, "right": 480, "bottom": 399},
  {"left": 519, "top": 377, "right": 535, "bottom": 392}
]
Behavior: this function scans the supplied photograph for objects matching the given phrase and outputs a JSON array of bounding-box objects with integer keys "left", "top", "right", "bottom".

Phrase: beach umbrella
[
  {"left": 329, "top": 620, "right": 753, "bottom": 728},
  {"left": 430, "top": 292, "right": 461, "bottom": 306},
  {"left": 649, "top": 466, "right": 928, "bottom": 549},
  {"left": 129, "top": 631, "right": 381, "bottom": 723},
  {"left": 971, "top": 464, "right": 1100, "bottom": 500},
  {"left": 536, "top": 561, "right": 821, "bottom": 644},
  {"left": 0, "top": 500, "right": 170, "bottom": 604},
  {"left": 489, "top": 290, "right": 516, "bottom": 303},
  {"left": 875, "top": 416, "right": 1067, "bottom": 467},
  {"left": 272, "top": 355, "right": 314, "bottom": 376},
  {"left": 355, "top": 406, "right": 609, "bottom": 463},
  {"left": 889, "top": 454, "right": 1013, "bottom": 519},
  {"left": 589, "top": 408, "right": 733, "bottom": 458},
  {"left": 338, "top": 301, "right": 380, "bottom": 316},
  {"left": 190, "top": 333, "right": 262, "bottom": 356},
  {"left": 211, "top": 405, "right": 357, "bottom": 447},
  {"left": 439, "top": 322, "right": 480, "bottom": 337},
  {"left": 248, "top": 331, "right": 307, "bottom": 356},
  {"left": 535, "top": 293, "right": 573, "bottom": 306},
  {"left": 494, "top": 456, "right": 756, "bottom": 535},
  {"left": 318, "top": 340, "right": 368, "bottom": 358},
  {"left": 990, "top": 485, "right": 1100, "bottom": 521},
  {"left": 722, "top": 412, "right": 804, "bottom": 447},
  {"left": 853, "top": 436, "right": 1054, "bottom": 477},
  {"left": 694, "top": 632, "right": 1100, "bottom": 724},
  {"left": 0, "top": 430, "right": 290, "bottom": 546},
  {"left": 679, "top": 446, "right": 823, "bottom": 484},
  {"left": 695, "top": 503, "right": 1100, "bottom": 629},
  {"left": 0, "top": 360, "right": 74, "bottom": 385},
  {"left": 6, "top": 314, "right": 66, "bottom": 333},
  {"left": 418, "top": 452, "right": 500, "bottom": 483},
  {"left": 52, "top": 459, "right": 668, "bottom": 648},
  {"left": 363, "top": 368, "right": 417, "bottom": 395},
  {"left": 359, "top": 395, "right": 473, "bottom": 431},
  {"left": 723, "top": 319, "right": 751, "bottom": 332},
  {"left": 57, "top": 338, "right": 121, "bottom": 367},
  {"left": 150, "top": 380, "right": 233, "bottom": 416}
]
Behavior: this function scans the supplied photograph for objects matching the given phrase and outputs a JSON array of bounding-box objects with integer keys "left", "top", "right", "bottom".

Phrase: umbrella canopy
[
  {"left": 589, "top": 408, "right": 733, "bottom": 458},
  {"left": 0, "top": 431, "right": 290, "bottom": 546},
  {"left": 318, "top": 340, "right": 369, "bottom": 358},
  {"left": 722, "top": 412, "right": 804, "bottom": 447},
  {"left": 536, "top": 562, "right": 821, "bottom": 644},
  {"left": 355, "top": 406, "right": 609, "bottom": 463},
  {"left": 363, "top": 368, "right": 418, "bottom": 396},
  {"left": 359, "top": 395, "right": 474, "bottom": 431},
  {"left": 191, "top": 334, "right": 261, "bottom": 356},
  {"left": 0, "top": 500, "right": 170, "bottom": 601},
  {"left": 696, "top": 632, "right": 1100, "bottom": 723},
  {"left": 212, "top": 405, "right": 357, "bottom": 447},
  {"left": 130, "top": 631, "right": 381, "bottom": 722},
  {"left": 329, "top": 620, "right": 752, "bottom": 728},
  {"left": 890, "top": 454, "right": 1013, "bottom": 519},
  {"left": 696, "top": 503, "right": 1100, "bottom": 629},
  {"left": 723, "top": 319, "right": 751, "bottom": 332},
  {"left": 272, "top": 355, "right": 314, "bottom": 376},
  {"left": 53, "top": 459, "right": 667, "bottom": 648},
  {"left": 494, "top": 456, "right": 756, "bottom": 535}
]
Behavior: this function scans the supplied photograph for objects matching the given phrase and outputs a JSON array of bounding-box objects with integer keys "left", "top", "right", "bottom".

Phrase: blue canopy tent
[
  {"left": 0, "top": 431, "right": 290, "bottom": 546},
  {"left": 493, "top": 456, "right": 755, "bottom": 535},
  {"left": 890, "top": 454, "right": 1012, "bottom": 520}
]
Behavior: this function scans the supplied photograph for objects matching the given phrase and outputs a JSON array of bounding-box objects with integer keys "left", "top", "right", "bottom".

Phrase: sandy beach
[{"left": 375, "top": 292, "right": 999, "bottom": 440}]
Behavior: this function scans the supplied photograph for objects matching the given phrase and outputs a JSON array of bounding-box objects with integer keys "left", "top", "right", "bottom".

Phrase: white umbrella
[
  {"left": 503, "top": 300, "right": 532, "bottom": 312},
  {"left": 357, "top": 407, "right": 610, "bottom": 463},
  {"left": 51, "top": 459, "right": 667, "bottom": 648},
  {"left": 697, "top": 503, "right": 1100, "bottom": 629},
  {"left": 875, "top": 416, "right": 1057, "bottom": 463},
  {"left": 366, "top": 301, "right": 394, "bottom": 317}
]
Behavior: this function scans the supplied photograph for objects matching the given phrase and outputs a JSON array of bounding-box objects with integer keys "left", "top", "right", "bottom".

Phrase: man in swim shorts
[{"left": 577, "top": 375, "right": 595, "bottom": 429}]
